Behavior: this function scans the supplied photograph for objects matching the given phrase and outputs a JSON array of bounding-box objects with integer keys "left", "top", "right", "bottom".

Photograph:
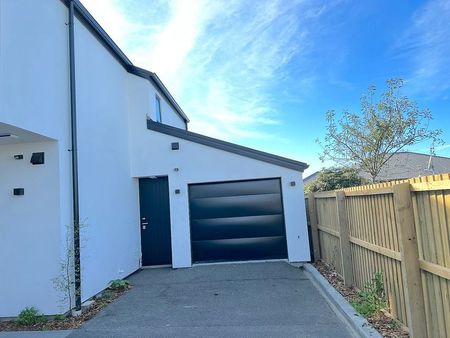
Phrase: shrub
[
  {"left": 17, "top": 307, "right": 47, "bottom": 326},
  {"left": 350, "top": 272, "right": 386, "bottom": 317},
  {"left": 53, "top": 314, "right": 66, "bottom": 321},
  {"left": 108, "top": 279, "right": 130, "bottom": 291}
]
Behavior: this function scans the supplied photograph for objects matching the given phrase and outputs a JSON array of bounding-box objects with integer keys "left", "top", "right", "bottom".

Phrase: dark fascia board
[
  {"left": 59, "top": 0, "right": 189, "bottom": 123},
  {"left": 147, "top": 119, "right": 308, "bottom": 172}
]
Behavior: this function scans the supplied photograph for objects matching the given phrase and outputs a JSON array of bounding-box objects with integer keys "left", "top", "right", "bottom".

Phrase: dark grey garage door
[{"left": 189, "top": 178, "right": 287, "bottom": 263}]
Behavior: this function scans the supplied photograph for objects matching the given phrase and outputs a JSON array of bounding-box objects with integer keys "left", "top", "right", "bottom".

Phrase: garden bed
[
  {"left": 0, "top": 284, "right": 130, "bottom": 331},
  {"left": 313, "top": 261, "right": 409, "bottom": 338}
]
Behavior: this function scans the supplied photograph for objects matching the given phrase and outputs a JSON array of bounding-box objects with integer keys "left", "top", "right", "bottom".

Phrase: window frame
[{"left": 155, "top": 95, "right": 162, "bottom": 123}]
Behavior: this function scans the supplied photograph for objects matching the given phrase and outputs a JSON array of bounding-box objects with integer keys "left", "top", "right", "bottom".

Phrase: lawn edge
[{"left": 302, "top": 263, "right": 383, "bottom": 338}]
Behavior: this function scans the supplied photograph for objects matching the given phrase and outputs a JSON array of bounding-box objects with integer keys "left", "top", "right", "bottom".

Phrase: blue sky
[{"left": 81, "top": 0, "right": 450, "bottom": 176}]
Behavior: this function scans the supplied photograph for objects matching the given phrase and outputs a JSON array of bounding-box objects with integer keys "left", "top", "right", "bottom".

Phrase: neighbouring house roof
[
  {"left": 303, "top": 152, "right": 450, "bottom": 185},
  {"left": 303, "top": 171, "right": 320, "bottom": 186},
  {"left": 359, "top": 152, "right": 450, "bottom": 182},
  {"left": 147, "top": 120, "right": 309, "bottom": 172},
  {"left": 59, "top": 0, "right": 189, "bottom": 124}
]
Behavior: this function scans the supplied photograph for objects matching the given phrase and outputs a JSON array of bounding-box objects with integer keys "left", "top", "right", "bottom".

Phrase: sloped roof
[
  {"left": 359, "top": 152, "right": 450, "bottom": 182},
  {"left": 303, "top": 171, "right": 320, "bottom": 185},
  {"left": 60, "top": 0, "right": 189, "bottom": 123},
  {"left": 304, "top": 152, "right": 450, "bottom": 185},
  {"left": 147, "top": 120, "right": 308, "bottom": 172}
]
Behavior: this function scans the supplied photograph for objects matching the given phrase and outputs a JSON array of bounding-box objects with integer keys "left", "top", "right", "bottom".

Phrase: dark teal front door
[{"left": 139, "top": 177, "right": 172, "bottom": 266}]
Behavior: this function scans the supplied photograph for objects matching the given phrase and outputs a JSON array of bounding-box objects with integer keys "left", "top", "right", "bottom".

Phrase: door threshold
[
  {"left": 192, "top": 258, "right": 288, "bottom": 267},
  {"left": 141, "top": 264, "right": 172, "bottom": 269}
]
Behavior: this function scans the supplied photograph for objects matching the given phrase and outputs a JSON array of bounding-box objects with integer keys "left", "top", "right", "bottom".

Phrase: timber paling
[{"left": 306, "top": 173, "right": 450, "bottom": 338}]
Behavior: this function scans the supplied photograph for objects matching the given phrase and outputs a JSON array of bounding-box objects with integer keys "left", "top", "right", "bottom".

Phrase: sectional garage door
[{"left": 189, "top": 178, "right": 288, "bottom": 263}]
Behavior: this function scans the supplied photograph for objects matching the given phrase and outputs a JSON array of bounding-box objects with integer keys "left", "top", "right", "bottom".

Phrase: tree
[
  {"left": 318, "top": 79, "right": 443, "bottom": 182},
  {"left": 305, "top": 167, "right": 361, "bottom": 192}
]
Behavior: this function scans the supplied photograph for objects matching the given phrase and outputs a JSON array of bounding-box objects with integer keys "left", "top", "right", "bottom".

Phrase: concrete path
[{"left": 67, "top": 262, "right": 353, "bottom": 337}]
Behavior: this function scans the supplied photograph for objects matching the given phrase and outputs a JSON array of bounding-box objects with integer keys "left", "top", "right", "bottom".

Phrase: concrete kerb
[
  {"left": 301, "top": 263, "right": 382, "bottom": 338},
  {"left": 0, "top": 331, "right": 73, "bottom": 338}
]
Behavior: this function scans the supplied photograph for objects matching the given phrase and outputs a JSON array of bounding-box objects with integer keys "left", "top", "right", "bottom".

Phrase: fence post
[
  {"left": 393, "top": 183, "right": 426, "bottom": 338},
  {"left": 307, "top": 192, "right": 320, "bottom": 261},
  {"left": 336, "top": 191, "right": 353, "bottom": 287}
]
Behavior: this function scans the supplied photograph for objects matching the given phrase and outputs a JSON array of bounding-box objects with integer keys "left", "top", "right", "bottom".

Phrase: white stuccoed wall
[
  {"left": 73, "top": 16, "right": 141, "bottom": 302},
  {"left": 132, "top": 131, "right": 310, "bottom": 268},
  {"left": 0, "top": 141, "right": 62, "bottom": 316},
  {"left": 127, "top": 89, "right": 310, "bottom": 266},
  {"left": 0, "top": 0, "right": 72, "bottom": 317}
]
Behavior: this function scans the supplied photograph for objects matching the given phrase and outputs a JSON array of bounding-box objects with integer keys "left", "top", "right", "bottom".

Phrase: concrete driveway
[{"left": 68, "top": 262, "right": 353, "bottom": 338}]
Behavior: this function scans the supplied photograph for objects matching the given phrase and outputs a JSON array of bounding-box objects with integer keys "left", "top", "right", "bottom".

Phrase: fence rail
[{"left": 306, "top": 173, "right": 450, "bottom": 338}]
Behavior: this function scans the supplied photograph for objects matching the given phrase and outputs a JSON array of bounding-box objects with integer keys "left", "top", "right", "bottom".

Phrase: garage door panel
[
  {"left": 189, "top": 178, "right": 287, "bottom": 263},
  {"left": 190, "top": 193, "right": 283, "bottom": 219},
  {"left": 189, "top": 179, "right": 281, "bottom": 199},
  {"left": 191, "top": 236, "right": 287, "bottom": 262},
  {"left": 191, "top": 214, "right": 285, "bottom": 241}
]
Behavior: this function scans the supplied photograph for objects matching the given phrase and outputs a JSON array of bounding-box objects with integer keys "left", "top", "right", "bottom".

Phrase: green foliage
[
  {"left": 99, "top": 290, "right": 113, "bottom": 300},
  {"left": 318, "top": 78, "right": 443, "bottom": 182},
  {"left": 387, "top": 319, "right": 401, "bottom": 330},
  {"left": 108, "top": 279, "right": 130, "bottom": 291},
  {"left": 53, "top": 314, "right": 66, "bottom": 321},
  {"left": 17, "top": 307, "right": 47, "bottom": 326},
  {"left": 305, "top": 167, "right": 361, "bottom": 192},
  {"left": 350, "top": 272, "right": 387, "bottom": 317}
]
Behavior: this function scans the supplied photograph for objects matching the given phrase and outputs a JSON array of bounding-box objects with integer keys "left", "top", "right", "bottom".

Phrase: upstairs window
[{"left": 155, "top": 95, "right": 162, "bottom": 122}]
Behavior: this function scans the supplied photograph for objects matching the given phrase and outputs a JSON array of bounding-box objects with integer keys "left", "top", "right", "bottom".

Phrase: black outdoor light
[
  {"left": 13, "top": 188, "right": 24, "bottom": 196},
  {"left": 14, "top": 154, "right": 23, "bottom": 160},
  {"left": 30, "top": 152, "right": 45, "bottom": 165},
  {"left": 171, "top": 142, "right": 179, "bottom": 150}
]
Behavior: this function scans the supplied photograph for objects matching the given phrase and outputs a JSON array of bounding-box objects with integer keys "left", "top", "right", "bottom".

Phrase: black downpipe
[{"left": 68, "top": 0, "right": 82, "bottom": 312}]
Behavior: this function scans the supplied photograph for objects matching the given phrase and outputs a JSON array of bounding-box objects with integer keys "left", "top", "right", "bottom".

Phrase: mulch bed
[
  {"left": 313, "top": 261, "right": 409, "bottom": 338},
  {"left": 0, "top": 286, "right": 130, "bottom": 331}
]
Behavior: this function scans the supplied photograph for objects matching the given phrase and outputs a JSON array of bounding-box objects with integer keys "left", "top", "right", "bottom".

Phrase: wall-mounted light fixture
[
  {"left": 171, "top": 142, "right": 179, "bottom": 150},
  {"left": 14, "top": 154, "right": 23, "bottom": 160},
  {"left": 30, "top": 152, "right": 45, "bottom": 165},
  {"left": 175, "top": 189, "right": 181, "bottom": 194},
  {"left": 290, "top": 181, "right": 296, "bottom": 187},
  {"left": 13, "top": 188, "right": 24, "bottom": 196},
  {"left": 174, "top": 168, "right": 179, "bottom": 172}
]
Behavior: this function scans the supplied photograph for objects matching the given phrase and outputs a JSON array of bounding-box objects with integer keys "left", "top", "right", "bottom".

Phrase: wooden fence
[{"left": 306, "top": 173, "right": 450, "bottom": 338}]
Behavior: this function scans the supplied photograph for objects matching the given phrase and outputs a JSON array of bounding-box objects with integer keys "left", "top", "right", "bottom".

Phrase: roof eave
[
  {"left": 59, "top": 0, "right": 189, "bottom": 124},
  {"left": 147, "top": 119, "right": 308, "bottom": 172}
]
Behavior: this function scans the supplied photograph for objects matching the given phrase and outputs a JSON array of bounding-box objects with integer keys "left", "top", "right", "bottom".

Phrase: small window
[{"left": 155, "top": 95, "right": 162, "bottom": 122}]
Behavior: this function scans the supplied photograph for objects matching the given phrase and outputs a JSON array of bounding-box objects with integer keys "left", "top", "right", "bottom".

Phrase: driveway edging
[{"left": 302, "top": 263, "right": 382, "bottom": 338}]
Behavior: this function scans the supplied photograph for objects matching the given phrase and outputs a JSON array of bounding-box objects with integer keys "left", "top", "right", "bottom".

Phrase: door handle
[{"left": 142, "top": 222, "right": 149, "bottom": 225}]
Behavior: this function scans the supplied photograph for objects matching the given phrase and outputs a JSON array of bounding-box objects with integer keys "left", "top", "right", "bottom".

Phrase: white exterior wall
[
  {"left": 127, "top": 104, "right": 310, "bottom": 267},
  {"left": 73, "top": 18, "right": 141, "bottom": 301},
  {"left": 0, "top": 141, "right": 62, "bottom": 316},
  {"left": 131, "top": 76, "right": 186, "bottom": 129},
  {"left": 0, "top": 0, "right": 72, "bottom": 317},
  {"left": 157, "top": 93, "right": 186, "bottom": 129}
]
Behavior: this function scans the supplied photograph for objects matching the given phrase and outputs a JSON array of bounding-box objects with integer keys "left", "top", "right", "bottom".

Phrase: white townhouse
[{"left": 0, "top": 0, "right": 310, "bottom": 317}]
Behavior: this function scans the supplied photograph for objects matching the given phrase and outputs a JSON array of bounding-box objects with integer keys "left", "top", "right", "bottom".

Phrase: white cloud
[
  {"left": 80, "top": 0, "right": 326, "bottom": 142},
  {"left": 397, "top": 0, "right": 450, "bottom": 97}
]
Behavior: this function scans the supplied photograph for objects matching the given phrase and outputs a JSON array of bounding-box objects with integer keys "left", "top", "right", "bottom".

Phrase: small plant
[
  {"left": 350, "top": 272, "right": 386, "bottom": 317},
  {"left": 97, "top": 290, "right": 113, "bottom": 300},
  {"left": 387, "top": 319, "right": 401, "bottom": 329},
  {"left": 108, "top": 279, "right": 130, "bottom": 291},
  {"left": 17, "top": 307, "right": 47, "bottom": 326},
  {"left": 53, "top": 314, "right": 66, "bottom": 321}
]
